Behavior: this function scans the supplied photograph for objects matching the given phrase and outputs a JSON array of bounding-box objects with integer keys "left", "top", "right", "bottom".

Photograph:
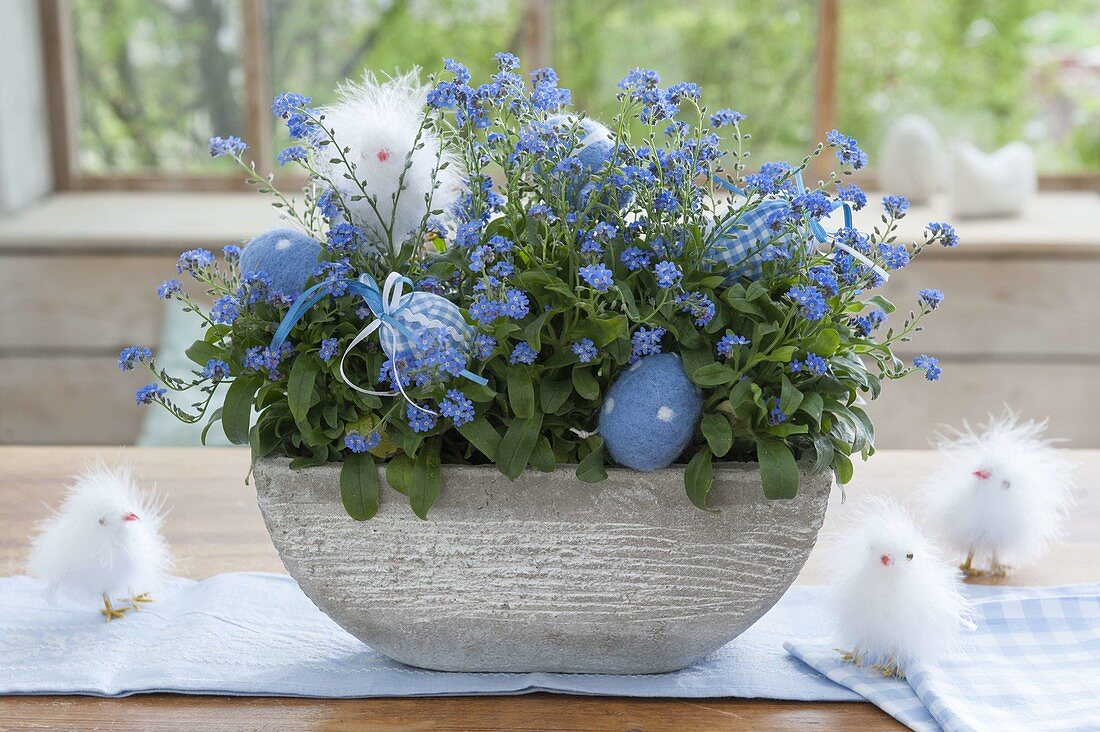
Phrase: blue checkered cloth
[
  {"left": 709, "top": 200, "right": 814, "bottom": 281},
  {"left": 380, "top": 290, "right": 474, "bottom": 360},
  {"left": 786, "top": 584, "right": 1100, "bottom": 731}
]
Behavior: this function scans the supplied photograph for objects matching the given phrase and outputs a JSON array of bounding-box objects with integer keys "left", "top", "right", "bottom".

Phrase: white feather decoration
[
  {"left": 825, "top": 497, "right": 971, "bottom": 676},
  {"left": 925, "top": 412, "right": 1074, "bottom": 576},
  {"left": 314, "top": 69, "right": 466, "bottom": 253},
  {"left": 27, "top": 461, "right": 171, "bottom": 620}
]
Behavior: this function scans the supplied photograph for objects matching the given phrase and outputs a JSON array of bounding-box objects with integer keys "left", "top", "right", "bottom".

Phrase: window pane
[
  {"left": 838, "top": 0, "right": 1100, "bottom": 174},
  {"left": 551, "top": 0, "right": 817, "bottom": 166},
  {"left": 72, "top": 0, "right": 246, "bottom": 175},
  {"left": 267, "top": 0, "right": 525, "bottom": 149}
]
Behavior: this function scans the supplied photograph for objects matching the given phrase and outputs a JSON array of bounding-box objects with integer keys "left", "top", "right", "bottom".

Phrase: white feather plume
[
  {"left": 925, "top": 411, "right": 1074, "bottom": 569},
  {"left": 314, "top": 69, "right": 466, "bottom": 253},
  {"left": 27, "top": 461, "right": 171, "bottom": 604},
  {"left": 825, "top": 497, "right": 971, "bottom": 671}
]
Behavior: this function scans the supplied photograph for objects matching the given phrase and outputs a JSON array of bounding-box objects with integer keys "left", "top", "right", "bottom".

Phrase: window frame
[{"left": 39, "top": 0, "right": 1100, "bottom": 192}]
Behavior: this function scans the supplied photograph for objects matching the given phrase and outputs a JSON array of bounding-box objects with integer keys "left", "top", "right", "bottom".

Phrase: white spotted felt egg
[{"left": 597, "top": 353, "right": 703, "bottom": 471}]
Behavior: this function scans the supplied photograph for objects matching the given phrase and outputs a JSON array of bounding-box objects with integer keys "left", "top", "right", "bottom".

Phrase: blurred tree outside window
[
  {"left": 72, "top": 0, "right": 247, "bottom": 175},
  {"left": 62, "top": 0, "right": 1100, "bottom": 183}
]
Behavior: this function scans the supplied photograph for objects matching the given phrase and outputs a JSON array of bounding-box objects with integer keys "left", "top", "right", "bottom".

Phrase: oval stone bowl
[{"left": 253, "top": 456, "right": 832, "bottom": 674}]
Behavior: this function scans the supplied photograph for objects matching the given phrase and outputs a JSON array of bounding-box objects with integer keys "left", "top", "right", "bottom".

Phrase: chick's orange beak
[
  {"left": 880, "top": 554, "right": 892, "bottom": 566},
  {"left": 123, "top": 512, "right": 140, "bottom": 522},
  {"left": 973, "top": 469, "right": 992, "bottom": 480}
]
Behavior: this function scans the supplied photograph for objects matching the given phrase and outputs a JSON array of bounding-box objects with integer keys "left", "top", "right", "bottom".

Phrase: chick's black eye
[
  {"left": 98, "top": 517, "right": 107, "bottom": 526},
  {"left": 1002, "top": 480, "right": 1011, "bottom": 490},
  {"left": 906, "top": 552, "right": 914, "bottom": 561}
]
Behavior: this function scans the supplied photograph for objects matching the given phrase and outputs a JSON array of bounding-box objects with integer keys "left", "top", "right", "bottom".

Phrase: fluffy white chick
[
  {"left": 926, "top": 412, "right": 1074, "bottom": 577},
  {"left": 314, "top": 69, "right": 465, "bottom": 253},
  {"left": 825, "top": 497, "right": 970, "bottom": 677},
  {"left": 27, "top": 462, "right": 170, "bottom": 621}
]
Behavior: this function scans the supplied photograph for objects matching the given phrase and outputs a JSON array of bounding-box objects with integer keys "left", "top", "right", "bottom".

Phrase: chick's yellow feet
[
  {"left": 100, "top": 594, "right": 128, "bottom": 622},
  {"left": 872, "top": 660, "right": 905, "bottom": 679},
  {"left": 959, "top": 552, "right": 983, "bottom": 577},
  {"left": 836, "top": 648, "right": 863, "bottom": 665},
  {"left": 128, "top": 593, "right": 154, "bottom": 610}
]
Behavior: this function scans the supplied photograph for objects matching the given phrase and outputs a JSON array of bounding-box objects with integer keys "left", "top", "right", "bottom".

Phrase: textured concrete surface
[{"left": 254, "top": 458, "right": 832, "bottom": 674}]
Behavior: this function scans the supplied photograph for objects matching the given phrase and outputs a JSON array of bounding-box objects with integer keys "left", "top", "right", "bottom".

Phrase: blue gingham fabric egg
[
  {"left": 377, "top": 291, "right": 475, "bottom": 360},
  {"left": 709, "top": 201, "right": 814, "bottom": 281}
]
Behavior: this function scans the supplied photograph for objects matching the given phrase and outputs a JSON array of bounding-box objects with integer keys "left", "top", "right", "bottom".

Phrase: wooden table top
[{"left": 1, "top": 447, "right": 1096, "bottom": 731}]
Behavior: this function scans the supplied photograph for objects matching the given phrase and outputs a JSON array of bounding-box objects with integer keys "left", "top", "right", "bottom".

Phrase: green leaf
[
  {"left": 745, "top": 281, "right": 769, "bottom": 301},
  {"left": 496, "top": 413, "right": 544, "bottom": 479},
  {"left": 798, "top": 392, "right": 824, "bottom": 428},
  {"left": 575, "top": 314, "right": 628, "bottom": 347},
  {"left": 200, "top": 408, "right": 223, "bottom": 446},
  {"left": 289, "top": 447, "right": 330, "bottom": 470},
  {"left": 757, "top": 438, "right": 800, "bottom": 499},
  {"left": 540, "top": 376, "right": 573, "bottom": 414},
  {"left": 576, "top": 436, "right": 607, "bottom": 483},
  {"left": 850, "top": 406, "right": 876, "bottom": 450},
  {"left": 685, "top": 446, "right": 716, "bottom": 510},
  {"left": 531, "top": 436, "right": 556, "bottom": 472},
  {"left": 725, "top": 296, "right": 765, "bottom": 318},
  {"left": 810, "top": 432, "right": 835, "bottom": 474},
  {"left": 248, "top": 415, "right": 281, "bottom": 458},
  {"left": 185, "top": 339, "right": 224, "bottom": 368},
  {"left": 409, "top": 440, "right": 441, "bottom": 519},
  {"left": 807, "top": 328, "right": 840, "bottom": 356},
  {"left": 572, "top": 366, "right": 600, "bottom": 400},
  {"left": 544, "top": 282, "right": 580, "bottom": 302},
  {"left": 779, "top": 375, "right": 804, "bottom": 415},
  {"left": 692, "top": 362, "right": 737, "bottom": 386},
  {"left": 222, "top": 375, "right": 261, "bottom": 445},
  {"left": 523, "top": 308, "right": 552, "bottom": 350},
  {"left": 340, "top": 453, "right": 379, "bottom": 520},
  {"left": 456, "top": 416, "right": 502, "bottom": 461},
  {"left": 833, "top": 450, "right": 854, "bottom": 484},
  {"left": 864, "top": 294, "right": 896, "bottom": 314},
  {"left": 616, "top": 284, "right": 639, "bottom": 319},
  {"left": 761, "top": 345, "right": 798, "bottom": 363},
  {"left": 507, "top": 367, "right": 535, "bottom": 418},
  {"left": 287, "top": 355, "right": 324, "bottom": 445},
  {"left": 385, "top": 454, "right": 415, "bottom": 496},
  {"left": 681, "top": 347, "right": 715, "bottom": 380},
  {"left": 463, "top": 381, "right": 498, "bottom": 403},
  {"left": 701, "top": 414, "right": 733, "bottom": 457}
]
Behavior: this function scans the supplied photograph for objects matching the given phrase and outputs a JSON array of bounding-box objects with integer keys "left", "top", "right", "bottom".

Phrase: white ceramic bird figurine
[
  {"left": 926, "top": 412, "right": 1074, "bottom": 578},
  {"left": 315, "top": 70, "right": 466, "bottom": 253},
  {"left": 27, "top": 462, "right": 170, "bottom": 621},
  {"left": 826, "top": 498, "right": 971, "bottom": 678}
]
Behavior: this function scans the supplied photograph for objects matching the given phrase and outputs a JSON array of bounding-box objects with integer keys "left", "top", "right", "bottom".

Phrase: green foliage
[{"left": 133, "top": 55, "right": 956, "bottom": 523}]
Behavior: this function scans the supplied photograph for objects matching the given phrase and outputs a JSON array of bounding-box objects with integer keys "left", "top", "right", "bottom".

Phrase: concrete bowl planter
[{"left": 253, "top": 456, "right": 832, "bottom": 674}]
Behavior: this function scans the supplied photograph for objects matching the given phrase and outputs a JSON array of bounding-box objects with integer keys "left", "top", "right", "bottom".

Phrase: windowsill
[
  {"left": 0, "top": 192, "right": 284, "bottom": 255},
  {"left": 1, "top": 190, "right": 1099, "bottom": 257}
]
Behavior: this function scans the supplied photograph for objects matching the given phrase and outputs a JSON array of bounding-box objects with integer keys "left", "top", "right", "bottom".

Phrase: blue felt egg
[
  {"left": 378, "top": 291, "right": 475, "bottom": 361},
  {"left": 598, "top": 353, "right": 703, "bottom": 471},
  {"left": 708, "top": 202, "right": 817, "bottom": 282},
  {"left": 546, "top": 115, "right": 632, "bottom": 213},
  {"left": 239, "top": 228, "right": 322, "bottom": 298}
]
